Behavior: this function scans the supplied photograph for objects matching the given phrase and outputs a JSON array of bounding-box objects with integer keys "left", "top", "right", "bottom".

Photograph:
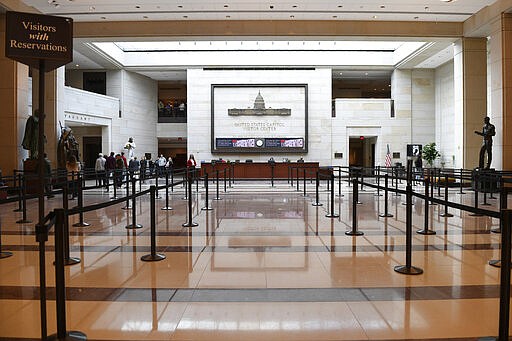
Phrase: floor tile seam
[{"left": 0, "top": 285, "right": 501, "bottom": 302}]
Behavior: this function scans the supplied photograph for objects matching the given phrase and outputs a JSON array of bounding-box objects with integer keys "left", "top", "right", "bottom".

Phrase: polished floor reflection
[{"left": 0, "top": 179, "right": 507, "bottom": 340}]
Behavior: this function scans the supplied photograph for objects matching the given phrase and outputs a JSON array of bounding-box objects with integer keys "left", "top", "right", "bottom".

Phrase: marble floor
[{"left": 0, "top": 179, "right": 508, "bottom": 340}]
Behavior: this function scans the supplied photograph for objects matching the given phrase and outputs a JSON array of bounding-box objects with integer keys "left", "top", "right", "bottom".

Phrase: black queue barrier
[
  {"left": 61, "top": 181, "right": 80, "bottom": 266},
  {"left": 182, "top": 169, "right": 199, "bottom": 227},
  {"left": 161, "top": 169, "right": 173, "bottom": 211},
  {"left": 394, "top": 161, "right": 423, "bottom": 276},
  {"left": 469, "top": 172, "right": 484, "bottom": 217},
  {"left": 72, "top": 173, "right": 91, "bottom": 227},
  {"left": 374, "top": 166, "right": 382, "bottom": 197},
  {"left": 495, "top": 210, "right": 512, "bottom": 341},
  {"left": 126, "top": 177, "right": 143, "bottom": 229},
  {"left": 379, "top": 174, "right": 393, "bottom": 218},
  {"left": 16, "top": 174, "right": 31, "bottom": 224},
  {"left": 417, "top": 174, "right": 436, "bottom": 235},
  {"left": 0, "top": 217, "right": 13, "bottom": 258},
  {"left": 325, "top": 170, "right": 339, "bottom": 218},
  {"left": 14, "top": 173, "right": 23, "bottom": 212},
  {"left": 50, "top": 209, "right": 87, "bottom": 341},
  {"left": 202, "top": 173, "right": 213, "bottom": 211},
  {"left": 214, "top": 170, "right": 222, "bottom": 201},
  {"left": 302, "top": 169, "right": 307, "bottom": 197},
  {"left": 439, "top": 174, "right": 454, "bottom": 218},
  {"left": 122, "top": 172, "right": 131, "bottom": 210},
  {"left": 141, "top": 186, "right": 166, "bottom": 262},
  {"left": 312, "top": 171, "right": 323, "bottom": 207},
  {"left": 346, "top": 178, "right": 363, "bottom": 236}
]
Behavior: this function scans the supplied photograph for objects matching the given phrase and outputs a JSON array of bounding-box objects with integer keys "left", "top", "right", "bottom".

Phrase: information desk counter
[{"left": 201, "top": 162, "right": 319, "bottom": 179}]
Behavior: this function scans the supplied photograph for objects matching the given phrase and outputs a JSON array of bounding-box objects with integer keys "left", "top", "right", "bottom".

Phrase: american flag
[{"left": 385, "top": 144, "right": 392, "bottom": 167}]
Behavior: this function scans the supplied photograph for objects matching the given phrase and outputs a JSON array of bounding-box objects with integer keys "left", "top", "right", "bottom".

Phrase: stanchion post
[
  {"left": 338, "top": 168, "right": 343, "bottom": 197},
  {"left": 303, "top": 168, "right": 307, "bottom": 197},
  {"left": 122, "top": 171, "right": 131, "bottom": 210},
  {"left": 182, "top": 172, "right": 199, "bottom": 227},
  {"left": 161, "top": 169, "right": 173, "bottom": 210},
  {"left": 202, "top": 173, "right": 213, "bottom": 211},
  {"left": 417, "top": 173, "right": 436, "bottom": 235},
  {"left": 126, "top": 177, "right": 142, "bottom": 229},
  {"left": 325, "top": 171, "right": 339, "bottom": 218},
  {"left": 379, "top": 174, "right": 393, "bottom": 218},
  {"left": 214, "top": 169, "right": 221, "bottom": 200},
  {"left": 50, "top": 209, "right": 87, "bottom": 340},
  {"left": 141, "top": 186, "right": 166, "bottom": 262},
  {"left": 296, "top": 168, "right": 299, "bottom": 191},
  {"left": 14, "top": 173, "right": 22, "bottom": 212},
  {"left": 439, "top": 174, "right": 454, "bottom": 217},
  {"left": 224, "top": 170, "right": 227, "bottom": 192},
  {"left": 458, "top": 168, "right": 465, "bottom": 194},
  {"left": 469, "top": 171, "right": 484, "bottom": 217},
  {"left": 60, "top": 179, "right": 80, "bottom": 265},
  {"left": 16, "top": 174, "right": 31, "bottom": 224},
  {"left": 394, "top": 167, "right": 400, "bottom": 196},
  {"left": 271, "top": 164, "right": 274, "bottom": 187},
  {"left": 155, "top": 172, "right": 162, "bottom": 199},
  {"left": 346, "top": 178, "right": 363, "bottom": 236},
  {"left": 394, "top": 181, "right": 423, "bottom": 275},
  {"left": 491, "top": 186, "right": 507, "bottom": 234},
  {"left": 312, "top": 171, "right": 323, "bottom": 207},
  {"left": 0, "top": 213, "right": 12, "bottom": 258},
  {"left": 375, "top": 166, "right": 382, "bottom": 197},
  {"left": 72, "top": 172, "right": 90, "bottom": 227}
]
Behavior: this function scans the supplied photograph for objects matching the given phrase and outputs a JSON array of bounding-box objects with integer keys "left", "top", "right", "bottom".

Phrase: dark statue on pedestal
[
  {"left": 474, "top": 116, "right": 495, "bottom": 170},
  {"left": 57, "top": 123, "right": 80, "bottom": 169},
  {"left": 21, "top": 109, "right": 44, "bottom": 159}
]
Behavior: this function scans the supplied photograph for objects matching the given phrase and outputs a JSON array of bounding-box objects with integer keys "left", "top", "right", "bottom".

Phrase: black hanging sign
[{"left": 5, "top": 11, "right": 73, "bottom": 71}]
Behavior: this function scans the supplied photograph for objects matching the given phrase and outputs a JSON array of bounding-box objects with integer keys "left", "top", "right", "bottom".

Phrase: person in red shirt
[{"left": 186, "top": 154, "right": 196, "bottom": 168}]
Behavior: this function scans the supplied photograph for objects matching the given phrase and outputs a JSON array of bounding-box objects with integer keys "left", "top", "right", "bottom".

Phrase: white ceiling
[
  {"left": 21, "top": 0, "right": 497, "bottom": 22},
  {"left": 6, "top": 0, "right": 493, "bottom": 81}
]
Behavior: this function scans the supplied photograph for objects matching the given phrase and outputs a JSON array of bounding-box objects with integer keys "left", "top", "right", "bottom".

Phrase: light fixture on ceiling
[
  {"left": 292, "top": 5, "right": 297, "bottom": 8},
  {"left": 337, "top": 5, "right": 343, "bottom": 8},
  {"left": 380, "top": 5, "right": 385, "bottom": 8},
  {"left": 143, "top": 15, "right": 148, "bottom": 19},
  {"left": 89, "top": 6, "right": 95, "bottom": 11},
  {"left": 226, "top": 15, "right": 231, "bottom": 18},
  {"left": 365, "top": 72, "right": 369, "bottom": 76},
  {"left": 339, "top": 72, "right": 343, "bottom": 75},
  {"left": 135, "top": 5, "right": 140, "bottom": 9},
  {"left": 178, "top": 5, "right": 183, "bottom": 8},
  {"left": 100, "top": 16, "right": 106, "bottom": 19},
  {"left": 224, "top": 4, "right": 229, "bottom": 7},
  {"left": 183, "top": 15, "right": 188, "bottom": 18},
  {"left": 414, "top": 16, "right": 419, "bottom": 19},
  {"left": 332, "top": 15, "right": 337, "bottom": 18},
  {"left": 75, "top": 64, "right": 79, "bottom": 67},
  {"left": 372, "top": 15, "right": 378, "bottom": 19},
  {"left": 290, "top": 15, "right": 295, "bottom": 18}
]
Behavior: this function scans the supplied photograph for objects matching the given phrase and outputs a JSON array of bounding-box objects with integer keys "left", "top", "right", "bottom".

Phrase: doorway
[
  {"left": 349, "top": 136, "right": 377, "bottom": 171},
  {"left": 83, "top": 136, "right": 102, "bottom": 170}
]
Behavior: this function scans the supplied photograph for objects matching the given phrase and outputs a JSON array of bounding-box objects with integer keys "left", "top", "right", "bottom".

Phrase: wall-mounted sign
[
  {"left": 5, "top": 11, "right": 73, "bottom": 71},
  {"left": 407, "top": 144, "right": 422, "bottom": 157},
  {"left": 216, "top": 137, "right": 304, "bottom": 150}
]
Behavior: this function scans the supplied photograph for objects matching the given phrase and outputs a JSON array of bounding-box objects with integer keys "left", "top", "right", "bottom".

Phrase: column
[
  {"left": 453, "top": 38, "right": 487, "bottom": 169},
  {"left": 0, "top": 14, "right": 30, "bottom": 176}
]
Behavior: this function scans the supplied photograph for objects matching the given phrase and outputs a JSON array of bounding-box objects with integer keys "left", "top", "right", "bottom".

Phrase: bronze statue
[
  {"left": 57, "top": 124, "right": 80, "bottom": 169},
  {"left": 474, "top": 116, "right": 496, "bottom": 169},
  {"left": 21, "top": 109, "right": 43, "bottom": 159}
]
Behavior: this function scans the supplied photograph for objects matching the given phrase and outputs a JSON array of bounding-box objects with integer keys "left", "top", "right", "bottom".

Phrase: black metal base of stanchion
[
  {"left": 325, "top": 213, "right": 339, "bottom": 218},
  {"left": 125, "top": 224, "right": 143, "bottom": 229},
  {"left": 47, "top": 330, "right": 87, "bottom": 340},
  {"left": 0, "top": 251, "right": 13, "bottom": 259},
  {"left": 469, "top": 213, "right": 484, "bottom": 217},
  {"left": 489, "top": 259, "right": 501, "bottom": 268},
  {"left": 379, "top": 213, "right": 393, "bottom": 218},
  {"left": 141, "top": 253, "right": 166, "bottom": 262},
  {"left": 72, "top": 222, "right": 90, "bottom": 227},
  {"left": 201, "top": 206, "right": 213, "bottom": 211},
  {"left": 64, "top": 257, "right": 81, "bottom": 266},
  {"left": 416, "top": 229, "right": 436, "bottom": 235},
  {"left": 491, "top": 228, "right": 501, "bottom": 233},
  {"left": 345, "top": 230, "right": 364, "bottom": 236},
  {"left": 393, "top": 265, "right": 423, "bottom": 275},
  {"left": 161, "top": 207, "right": 173, "bottom": 210},
  {"left": 16, "top": 219, "right": 31, "bottom": 224},
  {"left": 439, "top": 212, "right": 454, "bottom": 217},
  {"left": 182, "top": 222, "right": 199, "bottom": 227},
  {"left": 311, "top": 202, "right": 323, "bottom": 206}
]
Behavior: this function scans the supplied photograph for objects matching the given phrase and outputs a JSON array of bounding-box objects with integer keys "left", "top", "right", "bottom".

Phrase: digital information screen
[{"left": 211, "top": 84, "right": 308, "bottom": 153}]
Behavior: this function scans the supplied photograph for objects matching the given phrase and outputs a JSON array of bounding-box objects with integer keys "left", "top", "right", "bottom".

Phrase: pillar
[
  {"left": 453, "top": 38, "right": 487, "bottom": 169},
  {"left": 0, "top": 14, "right": 30, "bottom": 176}
]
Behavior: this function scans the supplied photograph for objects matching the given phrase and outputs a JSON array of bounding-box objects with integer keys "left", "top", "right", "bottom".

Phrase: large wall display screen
[{"left": 211, "top": 84, "right": 308, "bottom": 153}]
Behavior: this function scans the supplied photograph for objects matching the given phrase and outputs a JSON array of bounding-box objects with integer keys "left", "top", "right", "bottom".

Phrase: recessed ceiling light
[
  {"left": 100, "top": 16, "right": 106, "bottom": 19},
  {"left": 226, "top": 15, "right": 231, "bottom": 18},
  {"left": 75, "top": 64, "right": 79, "bottom": 67},
  {"left": 178, "top": 5, "right": 183, "bottom": 8},
  {"left": 424, "top": 6, "right": 429, "bottom": 10},
  {"left": 183, "top": 15, "right": 188, "bottom": 18},
  {"left": 339, "top": 72, "right": 343, "bottom": 75},
  {"left": 135, "top": 5, "right": 140, "bottom": 9},
  {"left": 414, "top": 16, "right": 419, "bottom": 19},
  {"left": 224, "top": 4, "right": 229, "bottom": 7},
  {"left": 292, "top": 5, "right": 297, "bottom": 8},
  {"left": 143, "top": 15, "right": 148, "bottom": 19},
  {"left": 332, "top": 15, "right": 337, "bottom": 18},
  {"left": 440, "top": 0, "right": 454, "bottom": 2},
  {"left": 89, "top": 6, "right": 95, "bottom": 11},
  {"left": 372, "top": 15, "right": 378, "bottom": 19},
  {"left": 380, "top": 5, "right": 385, "bottom": 8},
  {"left": 337, "top": 5, "right": 343, "bottom": 8},
  {"left": 290, "top": 15, "right": 295, "bottom": 18},
  {"left": 365, "top": 72, "right": 369, "bottom": 76}
]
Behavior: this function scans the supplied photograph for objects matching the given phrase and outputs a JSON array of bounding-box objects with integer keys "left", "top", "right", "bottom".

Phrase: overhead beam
[
  {"left": 74, "top": 20, "right": 463, "bottom": 39},
  {"left": 464, "top": 0, "right": 512, "bottom": 37}
]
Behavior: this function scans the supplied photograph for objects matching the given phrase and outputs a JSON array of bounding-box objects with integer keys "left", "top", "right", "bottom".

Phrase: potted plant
[{"left": 422, "top": 142, "right": 441, "bottom": 167}]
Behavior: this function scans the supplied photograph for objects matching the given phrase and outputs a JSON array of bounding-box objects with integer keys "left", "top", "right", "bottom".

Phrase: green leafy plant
[{"left": 422, "top": 142, "right": 441, "bottom": 167}]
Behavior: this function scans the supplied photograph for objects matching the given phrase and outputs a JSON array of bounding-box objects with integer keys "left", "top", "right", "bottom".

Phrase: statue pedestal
[
  {"left": 472, "top": 168, "right": 499, "bottom": 193},
  {"left": 23, "top": 159, "right": 40, "bottom": 195}
]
